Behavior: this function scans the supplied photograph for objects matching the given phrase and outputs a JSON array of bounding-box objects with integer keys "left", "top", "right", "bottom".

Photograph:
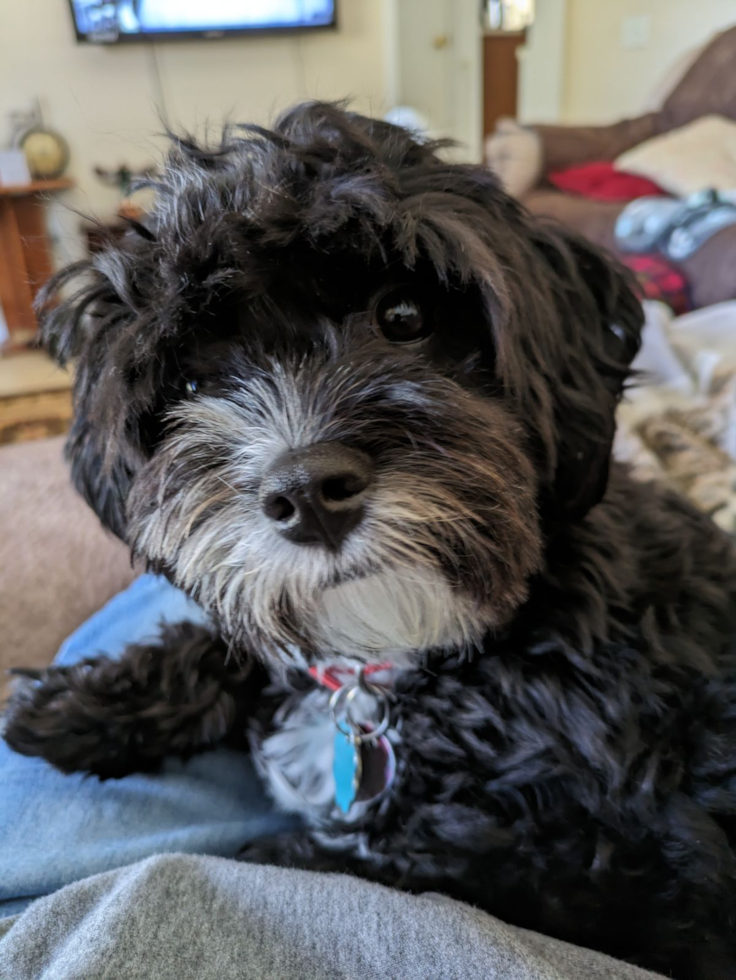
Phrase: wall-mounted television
[{"left": 68, "top": 0, "right": 337, "bottom": 43}]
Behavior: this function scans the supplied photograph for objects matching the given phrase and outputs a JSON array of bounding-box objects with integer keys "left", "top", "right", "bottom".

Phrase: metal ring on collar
[{"left": 329, "top": 680, "right": 391, "bottom": 743}]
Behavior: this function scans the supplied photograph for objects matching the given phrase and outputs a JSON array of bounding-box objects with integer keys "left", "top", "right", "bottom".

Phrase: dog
[{"left": 4, "top": 102, "right": 736, "bottom": 979}]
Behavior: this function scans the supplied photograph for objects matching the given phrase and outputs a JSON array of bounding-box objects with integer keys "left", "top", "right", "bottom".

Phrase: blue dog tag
[{"left": 333, "top": 728, "right": 361, "bottom": 814}]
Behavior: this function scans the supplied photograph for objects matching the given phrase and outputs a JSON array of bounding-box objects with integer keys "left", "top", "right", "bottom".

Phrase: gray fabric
[
  {"left": 615, "top": 191, "right": 736, "bottom": 261},
  {"left": 0, "top": 853, "right": 663, "bottom": 980}
]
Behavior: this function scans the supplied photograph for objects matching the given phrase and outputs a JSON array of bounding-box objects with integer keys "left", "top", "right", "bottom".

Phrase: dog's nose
[{"left": 260, "top": 442, "right": 374, "bottom": 549}]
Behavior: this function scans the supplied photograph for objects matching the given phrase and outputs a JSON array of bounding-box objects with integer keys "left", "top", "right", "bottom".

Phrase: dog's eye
[
  {"left": 373, "top": 289, "right": 431, "bottom": 344},
  {"left": 183, "top": 379, "right": 199, "bottom": 397}
]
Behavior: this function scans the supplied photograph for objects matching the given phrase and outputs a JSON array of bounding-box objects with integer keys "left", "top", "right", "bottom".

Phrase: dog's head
[{"left": 42, "top": 103, "right": 642, "bottom": 666}]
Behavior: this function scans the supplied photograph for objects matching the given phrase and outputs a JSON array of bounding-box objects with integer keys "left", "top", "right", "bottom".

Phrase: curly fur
[{"left": 4, "top": 102, "right": 736, "bottom": 978}]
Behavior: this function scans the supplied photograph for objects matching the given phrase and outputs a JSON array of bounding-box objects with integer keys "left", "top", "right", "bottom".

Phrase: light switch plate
[{"left": 621, "top": 15, "right": 651, "bottom": 49}]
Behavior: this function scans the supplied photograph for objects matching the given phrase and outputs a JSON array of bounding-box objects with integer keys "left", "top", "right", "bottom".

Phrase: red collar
[{"left": 308, "top": 663, "right": 394, "bottom": 692}]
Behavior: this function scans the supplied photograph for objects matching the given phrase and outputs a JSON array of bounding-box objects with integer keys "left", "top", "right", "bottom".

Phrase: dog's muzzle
[{"left": 260, "top": 441, "right": 374, "bottom": 551}]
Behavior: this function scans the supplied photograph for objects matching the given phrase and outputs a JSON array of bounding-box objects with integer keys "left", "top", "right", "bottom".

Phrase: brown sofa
[
  {"left": 0, "top": 437, "right": 135, "bottom": 697},
  {"left": 489, "top": 26, "right": 736, "bottom": 310}
]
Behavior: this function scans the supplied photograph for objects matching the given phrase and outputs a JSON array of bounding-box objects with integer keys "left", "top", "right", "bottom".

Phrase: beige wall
[
  {"left": 518, "top": 0, "right": 568, "bottom": 124},
  {"left": 0, "top": 0, "right": 390, "bottom": 263},
  {"left": 562, "top": 0, "right": 736, "bottom": 123}
]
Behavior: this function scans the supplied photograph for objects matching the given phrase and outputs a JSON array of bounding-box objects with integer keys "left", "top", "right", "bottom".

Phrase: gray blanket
[{"left": 0, "top": 854, "right": 662, "bottom": 980}]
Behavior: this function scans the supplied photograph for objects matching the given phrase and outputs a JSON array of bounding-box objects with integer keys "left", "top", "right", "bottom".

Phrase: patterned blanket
[{"left": 615, "top": 301, "right": 736, "bottom": 533}]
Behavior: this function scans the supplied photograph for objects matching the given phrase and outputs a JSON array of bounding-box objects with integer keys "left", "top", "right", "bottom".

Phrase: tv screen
[{"left": 69, "top": 0, "right": 337, "bottom": 43}]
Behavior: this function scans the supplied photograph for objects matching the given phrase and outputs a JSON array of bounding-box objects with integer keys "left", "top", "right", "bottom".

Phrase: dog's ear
[
  {"left": 374, "top": 147, "right": 641, "bottom": 524},
  {"left": 526, "top": 228, "right": 643, "bottom": 520},
  {"left": 37, "top": 245, "right": 152, "bottom": 539}
]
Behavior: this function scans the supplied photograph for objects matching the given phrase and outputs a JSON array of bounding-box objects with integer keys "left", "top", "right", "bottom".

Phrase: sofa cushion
[{"left": 616, "top": 115, "right": 736, "bottom": 196}]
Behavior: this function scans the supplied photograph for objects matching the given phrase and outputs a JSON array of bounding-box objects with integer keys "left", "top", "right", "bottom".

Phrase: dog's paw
[
  {"left": 3, "top": 663, "right": 154, "bottom": 779},
  {"left": 238, "top": 832, "right": 354, "bottom": 875},
  {"left": 3, "top": 629, "right": 258, "bottom": 779},
  {"left": 238, "top": 833, "right": 320, "bottom": 870}
]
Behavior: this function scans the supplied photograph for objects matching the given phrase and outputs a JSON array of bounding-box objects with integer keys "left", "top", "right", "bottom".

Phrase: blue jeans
[{"left": 0, "top": 575, "right": 297, "bottom": 917}]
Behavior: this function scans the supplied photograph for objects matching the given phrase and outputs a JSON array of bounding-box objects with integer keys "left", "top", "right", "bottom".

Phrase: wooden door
[
  {"left": 396, "top": 0, "right": 453, "bottom": 138},
  {"left": 391, "top": 0, "right": 483, "bottom": 162},
  {"left": 483, "top": 32, "right": 525, "bottom": 139}
]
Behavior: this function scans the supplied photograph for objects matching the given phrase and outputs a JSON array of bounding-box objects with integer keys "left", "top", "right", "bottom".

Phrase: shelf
[{"left": 0, "top": 177, "right": 74, "bottom": 197}]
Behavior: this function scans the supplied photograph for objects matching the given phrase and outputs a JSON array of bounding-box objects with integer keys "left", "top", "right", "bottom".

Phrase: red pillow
[
  {"left": 621, "top": 254, "right": 691, "bottom": 316},
  {"left": 548, "top": 161, "right": 668, "bottom": 202}
]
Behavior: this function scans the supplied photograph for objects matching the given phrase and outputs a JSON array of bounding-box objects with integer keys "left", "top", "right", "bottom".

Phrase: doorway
[
  {"left": 483, "top": 30, "right": 526, "bottom": 140},
  {"left": 388, "top": 0, "right": 566, "bottom": 158},
  {"left": 390, "top": 0, "right": 483, "bottom": 161}
]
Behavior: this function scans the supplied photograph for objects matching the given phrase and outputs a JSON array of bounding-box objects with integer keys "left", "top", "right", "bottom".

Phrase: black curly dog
[{"left": 5, "top": 103, "right": 736, "bottom": 978}]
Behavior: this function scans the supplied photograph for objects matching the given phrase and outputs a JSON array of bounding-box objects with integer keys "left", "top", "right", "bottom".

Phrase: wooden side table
[{"left": 0, "top": 177, "right": 74, "bottom": 350}]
